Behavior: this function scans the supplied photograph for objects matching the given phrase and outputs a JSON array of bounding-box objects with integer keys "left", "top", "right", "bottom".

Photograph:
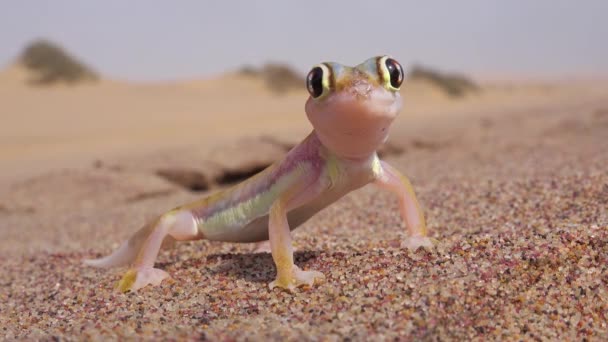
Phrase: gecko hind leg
[
  {"left": 85, "top": 210, "right": 200, "bottom": 292},
  {"left": 119, "top": 210, "right": 200, "bottom": 292},
  {"left": 83, "top": 222, "right": 176, "bottom": 269}
]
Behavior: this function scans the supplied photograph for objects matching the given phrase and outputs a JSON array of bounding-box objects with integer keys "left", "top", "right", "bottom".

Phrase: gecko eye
[
  {"left": 306, "top": 63, "right": 331, "bottom": 99},
  {"left": 307, "top": 67, "right": 324, "bottom": 98},
  {"left": 385, "top": 58, "right": 404, "bottom": 89},
  {"left": 378, "top": 56, "right": 404, "bottom": 91}
]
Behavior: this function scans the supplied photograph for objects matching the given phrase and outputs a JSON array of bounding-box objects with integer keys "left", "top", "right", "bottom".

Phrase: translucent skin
[{"left": 84, "top": 56, "right": 433, "bottom": 293}]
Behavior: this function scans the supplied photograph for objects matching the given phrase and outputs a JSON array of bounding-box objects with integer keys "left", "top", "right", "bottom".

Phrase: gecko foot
[
  {"left": 402, "top": 236, "right": 436, "bottom": 251},
  {"left": 116, "top": 268, "right": 170, "bottom": 292},
  {"left": 269, "top": 265, "right": 325, "bottom": 292}
]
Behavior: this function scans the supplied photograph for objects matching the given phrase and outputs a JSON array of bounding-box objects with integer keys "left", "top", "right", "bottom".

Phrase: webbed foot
[
  {"left": 269, "top": 265, "right": 324, "bottom": 292},
  {"left": 116, "top": 268, "right": 170, "bottom": 292},
  {"left": 403, "top": 235, "right": 436, "bottom": 250}
]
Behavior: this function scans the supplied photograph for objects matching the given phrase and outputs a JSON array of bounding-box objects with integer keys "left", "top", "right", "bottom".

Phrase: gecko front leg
[
  {"left": 375, "top": 160, "right": 435, "bottom": 250},
  {"left": 268, "top": 199, "right": 324, "bottom": 291}
]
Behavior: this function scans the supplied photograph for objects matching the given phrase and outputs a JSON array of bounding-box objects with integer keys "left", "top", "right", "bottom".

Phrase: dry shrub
[
  {"left": 408, "top": 65, "right": 478, "bottom": 97},
  {"left": 20, "top": 39, "right": 98, "bottom": 85},
  {"left": 237, "top": 65, "right": 259, "bottom": 77},
  {"left": 238, "top": 62, "right": 304, "bottom": 94}
]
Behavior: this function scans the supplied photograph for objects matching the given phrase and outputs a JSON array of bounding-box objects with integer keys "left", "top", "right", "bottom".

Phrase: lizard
[{"left": 84, "top": 55, "right": 434, "bottom": 292}]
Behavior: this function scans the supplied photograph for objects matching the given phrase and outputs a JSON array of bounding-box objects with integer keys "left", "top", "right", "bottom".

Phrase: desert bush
[
  {"left": 260, "top": 63, "right": 304, "bottom": 94},
  {"left": 237, "top": 65, "right": 260, "bottom": 77},
  {"left": 237, "top": 62, "right": 304, "bottom": 94},
  {"left": 408, "top": 65, "right": 478, "bottom": 97},
  {"left": 20, "top": 39, "right": 98, "bottom": 85}
]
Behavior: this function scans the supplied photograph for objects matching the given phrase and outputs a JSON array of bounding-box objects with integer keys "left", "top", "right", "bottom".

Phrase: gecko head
[{"left": 305, "top": 56, "right": 404, "bottom": 160}]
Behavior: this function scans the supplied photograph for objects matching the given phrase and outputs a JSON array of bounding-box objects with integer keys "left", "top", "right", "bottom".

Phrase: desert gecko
[{"left": 85, "top": 56, "right": 434, "bottom": 292}]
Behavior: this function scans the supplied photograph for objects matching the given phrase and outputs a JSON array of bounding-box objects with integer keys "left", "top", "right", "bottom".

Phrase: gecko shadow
[{"left": 198, "top": 250, "right": 323, "bottom": 284}]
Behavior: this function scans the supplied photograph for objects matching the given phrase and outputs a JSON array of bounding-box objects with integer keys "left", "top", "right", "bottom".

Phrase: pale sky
[{"left": 1, "top": 0, "right": 607, "bottom": 81}]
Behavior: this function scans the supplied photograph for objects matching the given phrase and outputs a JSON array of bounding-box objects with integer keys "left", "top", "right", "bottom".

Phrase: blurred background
[{"left": 1, "top": 0, "right": 607, "bottom": 188}]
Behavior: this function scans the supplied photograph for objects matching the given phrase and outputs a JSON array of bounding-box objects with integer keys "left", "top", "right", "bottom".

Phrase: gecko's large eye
[
  {"left": 307, "top": 67, "right": 324, "bottom": 98},
  {"left": 378, "top": 56, "right": 404, "bottom": 91},
  {"left": 306, "top": 63, "right": 331, "bottom": 99}
]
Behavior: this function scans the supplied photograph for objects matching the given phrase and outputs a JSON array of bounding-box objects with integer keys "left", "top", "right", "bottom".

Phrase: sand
[{"left": 1, "top": 65, "right": 607, "bottom": 340}]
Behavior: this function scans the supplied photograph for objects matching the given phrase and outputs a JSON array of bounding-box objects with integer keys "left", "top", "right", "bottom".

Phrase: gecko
[{"left": 84, "top": 55, "right": 434, "bottom": 292}]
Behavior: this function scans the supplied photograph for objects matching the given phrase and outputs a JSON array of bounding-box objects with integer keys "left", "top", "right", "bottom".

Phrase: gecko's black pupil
[
  {"left": 307, "top": 67, "right": 324, "bottom": 98},
  {"left": 385, "top": 58, "right": 404, "bottom": 89}
]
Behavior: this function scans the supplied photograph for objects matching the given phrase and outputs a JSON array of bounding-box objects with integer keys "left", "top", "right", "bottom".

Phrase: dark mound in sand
[
  {"left": 20, "top": 39, "right": 99, "bottom": 85},
  {"left": 409, "top": 65, "right": 479, "bottom": 97}
]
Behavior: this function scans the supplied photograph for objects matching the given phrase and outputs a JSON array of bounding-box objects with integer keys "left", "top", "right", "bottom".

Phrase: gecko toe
[
  {"left": 403, "top": 236, "right": 436, "bottom": 251},
  {"left": 269, "top": 265, "right": 324, "bottom": 292},
  {"left": 116, "top": 268, "right": 170, "bottom": 292}
]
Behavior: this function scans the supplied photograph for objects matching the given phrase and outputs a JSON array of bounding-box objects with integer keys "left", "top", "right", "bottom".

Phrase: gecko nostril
[{"left": 349, "top": 80, "right": 372, "bottom": 97}]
